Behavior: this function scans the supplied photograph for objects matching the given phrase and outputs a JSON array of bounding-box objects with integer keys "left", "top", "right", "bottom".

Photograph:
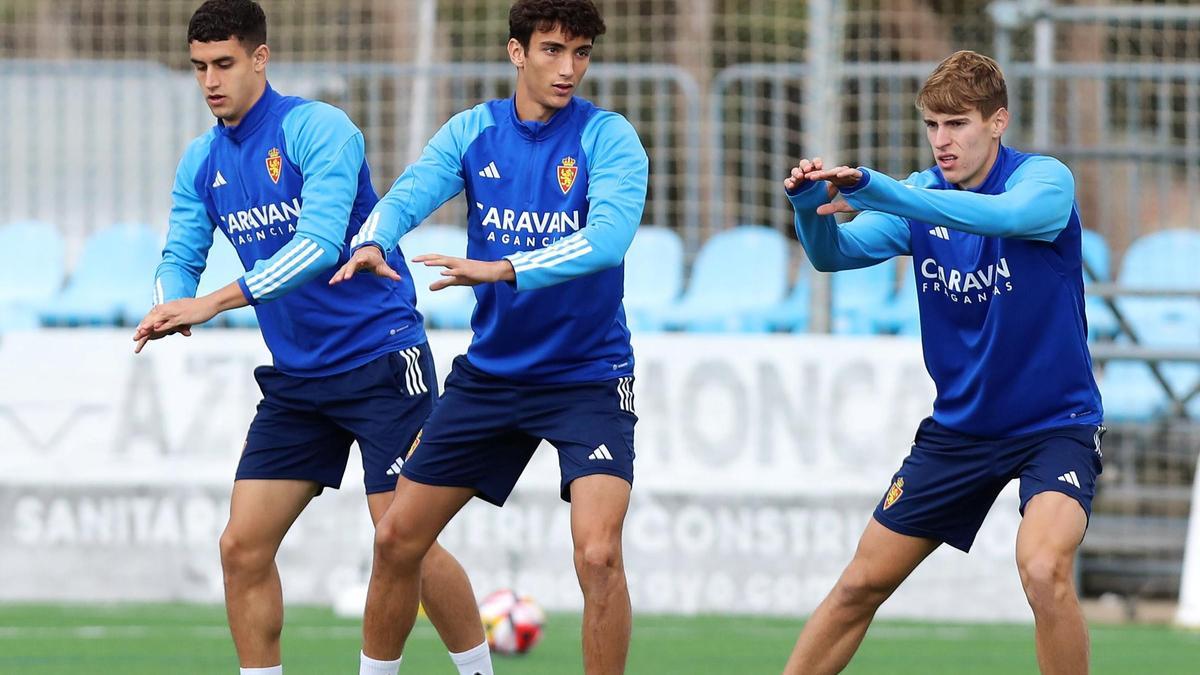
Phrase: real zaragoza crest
[
  {"left": 883, "top": 476, "right": 904, "bottom": 510},
  {"left": 405, "top": 429, "right": 423, "bottom": 460},
  {"left": 265, "top": 147, "right": 283, "bottom": 184},
  {"left": 557, "top": 156, "right": 578, "bottom": 194}
]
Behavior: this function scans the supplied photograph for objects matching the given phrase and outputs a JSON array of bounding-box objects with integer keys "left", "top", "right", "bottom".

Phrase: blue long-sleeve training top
[
  {"left": 353, "top": 96, "right": 649, "bottom": 383},
  {"left": 155, "top": 83, "right": 426, "bottom": 376},
  {"left": 787, "top": 144, "right": 1103, "bottom": 437}
]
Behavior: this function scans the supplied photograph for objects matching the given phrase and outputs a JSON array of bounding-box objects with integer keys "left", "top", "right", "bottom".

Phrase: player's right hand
[
  {"left": 328, "top": 245, "right": 402, "bottom": 285},
  {"left": 783, "top": 157, "right": 827, "bottom": 192}
]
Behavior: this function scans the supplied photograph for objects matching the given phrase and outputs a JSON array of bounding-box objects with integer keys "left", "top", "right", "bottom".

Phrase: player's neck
[
  {"left": 223, "top": 79, "right": 269, "bottom": 128},
  {"left": 513, "top": 86, "right": 556, "bottom": 124}
]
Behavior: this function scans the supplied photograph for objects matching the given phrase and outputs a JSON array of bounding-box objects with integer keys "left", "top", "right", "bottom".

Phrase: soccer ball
[{"left": 478, "top": 589, "right": 545, "bottom": 655}]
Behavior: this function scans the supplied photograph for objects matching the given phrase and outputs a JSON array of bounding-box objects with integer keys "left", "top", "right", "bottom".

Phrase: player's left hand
[
  {"left": 132, "top": 298, "right": 216, "bottom": 353},
  {"left": 413, "top": 254, "right": 515, "bottom": 291},
  {"left": 804, "top": 166, "right": 864, "bottom": 216},
  {"left": 806, "top": 165, "right": 863, "bottom": 189}
]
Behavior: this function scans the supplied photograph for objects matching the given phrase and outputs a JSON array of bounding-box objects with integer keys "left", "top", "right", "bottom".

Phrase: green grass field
[{"left": 1, "top": 603, "right": 1197, "bottom": 674}]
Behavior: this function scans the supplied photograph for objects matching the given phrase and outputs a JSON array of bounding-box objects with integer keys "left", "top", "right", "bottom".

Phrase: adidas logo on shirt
[
  {"left": 928, "top": 226, "right": 950, "bottom": 240},
  {"left": 1057, "top": 470, "right": 1081, "bottom": 488},
  {"left": 478, "top": 161, "right": 501, "bottom": 179},
  {"left": 212, "top": 171, "right": 228, "bottom": 188},
  {"left": 588, "top": 444, "right": 614, "bottom": 461},
  {"left": 385, "top": 459, "right": 404, "bottom": 476}
]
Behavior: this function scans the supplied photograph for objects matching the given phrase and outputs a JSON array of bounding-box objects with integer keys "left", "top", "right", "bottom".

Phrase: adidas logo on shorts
[
  {"left": 1056, "top": 470, "right": 1081, "bottom": 488},
  {"left": 588, "top": 444, "right": 614, "bottom": 461}
]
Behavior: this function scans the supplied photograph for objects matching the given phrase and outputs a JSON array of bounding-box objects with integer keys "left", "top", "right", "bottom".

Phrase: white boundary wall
[{"left": 0, "top": 329, "right": 1032, "bottom": 621}]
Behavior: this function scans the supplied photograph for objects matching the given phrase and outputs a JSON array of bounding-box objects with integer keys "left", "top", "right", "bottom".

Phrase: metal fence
[{"left": 5, "top": 58, "right": 1198, "bottom": 265}]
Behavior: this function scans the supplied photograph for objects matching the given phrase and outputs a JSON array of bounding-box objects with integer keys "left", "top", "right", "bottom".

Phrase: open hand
[
  {"left": 132, "top": 299, "right": 213, "bottom": 353},
  {"left": 785, "top": 158, "right": 859, "bottom": 216},
  {"left": 329, "top": 245, "right": 401, "bottom": 285},
  {"left": 805, "top": 165, "right": 863, "bottom": 190},
  {"left": 807, "top": 165, "right": 865, "bottom": 216},
  {"left": 413, "top": 254, "right": 514, "bottom": 291}
]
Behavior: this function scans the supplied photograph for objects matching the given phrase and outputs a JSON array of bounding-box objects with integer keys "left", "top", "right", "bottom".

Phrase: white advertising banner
[{"left": 0, "top": 329, "right": 1032, "bottom": 621}]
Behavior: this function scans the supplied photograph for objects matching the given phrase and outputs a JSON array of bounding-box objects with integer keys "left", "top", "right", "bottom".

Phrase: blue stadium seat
[
  {"left": 657, "top": 225, "right": 789, "bottom": 332},
  {"left": 0, "top": 220, "right": 65, "bottom": 331},
  {"left": 41, "top": 223, "right": 164, "bottom": 326},
  {"left": 1081, "top": 228, "right": 1118, "bottom": 340},
  {"left": 738, "top": 270, "right": 811, "bottom": 333},
  {"left": 623, "top": 226, "right": 684, "bottom": 332},
  {"left": 830, "top": 258, "right": 898, "bottom": 335},
  {"left": 748, "top": 257, "right": 899, "bottom": 335},
  {"left": 871, "top": 262, "right": 921, "bottom": 336},
  {"left": 400, "top": 224, "right": 475, "bottom": 329},
  {"left": 1097, "top": 230, "right": 1200, "bottom": 421}
]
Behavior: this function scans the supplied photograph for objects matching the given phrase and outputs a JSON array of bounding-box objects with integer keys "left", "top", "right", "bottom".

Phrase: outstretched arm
[
  {"left": 785, "top": 158, "right": 911, "bottom": 272},
  {"left": 811, "top": 155, "right": 1075, "bottom": 241},
  {"left": 332, "top": 107, "right": 489, "bottom": 284}
]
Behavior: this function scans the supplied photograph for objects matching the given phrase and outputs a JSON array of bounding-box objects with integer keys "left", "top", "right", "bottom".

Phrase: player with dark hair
[
  {"left": 780, "top": 50, "right": 1104, "bottom": 674},
  {"left": 134, "top": 2, "right": 491, "bottom": 674},
  {"left": 330, "top": 1, "right": 647, "bottom": 673}
]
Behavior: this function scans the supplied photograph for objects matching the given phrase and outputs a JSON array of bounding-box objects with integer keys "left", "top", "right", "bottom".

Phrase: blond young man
[{"left": 781, "top": 51, "right": 1104, "bottom": 675}]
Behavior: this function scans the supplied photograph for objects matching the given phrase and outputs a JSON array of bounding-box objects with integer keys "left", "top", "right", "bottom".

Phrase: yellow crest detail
[
  {"left": 266, "top": 147, "right": 283, "bottom": 184},
  {"left": 405, "top": 429, "right": 423, "bottom": 460},
  {"left": 557, "top": 156, "right": 578, "bottom": 194},
  {"left": 883, "top": 477, "right": 904, "bottom": 510}
]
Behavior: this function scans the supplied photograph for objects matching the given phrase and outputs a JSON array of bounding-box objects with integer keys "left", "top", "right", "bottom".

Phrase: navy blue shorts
[
  {"left": 400, "top": 356, "right": 637, "bottom": 506},
  {"left": 238, "top": 344, "right": 437, "bottom": 495},
  {"left": 874, "top": 417, "right": 1105, "bottom": 552}
]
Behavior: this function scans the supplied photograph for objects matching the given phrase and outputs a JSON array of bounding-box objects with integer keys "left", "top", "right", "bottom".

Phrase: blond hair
[{"left": 916, "top": 50, "right": 1008, "bottom": 118}]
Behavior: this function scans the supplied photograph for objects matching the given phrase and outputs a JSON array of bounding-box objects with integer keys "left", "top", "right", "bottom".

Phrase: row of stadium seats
[
  {"left": 399, "top": 223, "right": 912, "bottom": 335},
  {"left": 1087, "top": 229, "right": 1200, "bottom": 422},
  {"left": 0, "top": 220, "right": 257, "bottom": 330},
  {"left": 2, "top": 220, "right": 1197, "bottom": 421}
]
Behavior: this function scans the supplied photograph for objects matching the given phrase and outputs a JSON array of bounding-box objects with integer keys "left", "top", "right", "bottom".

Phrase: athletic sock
[
  {"left": 449, "top": 641, "right": 494, "bottom": 675},
  {"left": 359, "top": 650, "right": 402, "bottom": 675},
  {"left": 239, "top": 667, "right": 282, "bottom": 675}
]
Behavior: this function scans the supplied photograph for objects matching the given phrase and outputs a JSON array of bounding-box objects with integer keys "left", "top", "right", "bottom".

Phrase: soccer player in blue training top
[
  {"left": 780, "top": 51, "right": 1104, "bottom": 675},
  {"left": 132, "top": 2, "right": 493, "bottom": 674},
  {"left": 328, "top": 0, "right": 648, "bottom": 672}
]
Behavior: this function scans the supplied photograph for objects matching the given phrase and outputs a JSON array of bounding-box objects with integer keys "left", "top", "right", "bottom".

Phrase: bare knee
[
  {"left": 1019, "top": 553, "right": 1074, "bottom": 612},
  {"left": 219, "top": 528, "right": 274, "bottom": 582},
  {"left": 830, "top": 564, "right": 895, "bottom": 612},
  {"left": 574, "top": 539, "right": 623, "bottom": 585},
  {"left": 373, "top": 515, "right": 429, "bottom": 572}
]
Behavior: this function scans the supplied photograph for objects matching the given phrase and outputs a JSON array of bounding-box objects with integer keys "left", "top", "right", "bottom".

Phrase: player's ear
[
  {"left": 252, "top": 43, "right": 270, "bottom": 73},
  {"left": 507, "top": 38, "right": 526, "bottom": 69},
  {"left": 992, "top": 107, "right": 1010, "bottom": 138}
]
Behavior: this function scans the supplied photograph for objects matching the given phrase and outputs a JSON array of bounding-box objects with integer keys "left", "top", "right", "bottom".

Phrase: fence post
[
  {"left": 405, "top": 0, "right": 438, "bottom": 164},
  {"left": 1032, "top": 0, "right": 1055, "bottom": 150},
  {"left": 804, "top": 0, "right": 844, "bottom": 333}
]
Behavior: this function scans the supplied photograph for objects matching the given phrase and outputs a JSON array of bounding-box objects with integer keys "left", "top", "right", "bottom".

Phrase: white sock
[
  {"left": 359, "top": 650, "right": 402, "bottom": 675},
  {"left": 449, "top": 641, "right": 493, "bottom": 675},
  {"left": 240, "top": 668, "right": 282, "bottom": 675}
]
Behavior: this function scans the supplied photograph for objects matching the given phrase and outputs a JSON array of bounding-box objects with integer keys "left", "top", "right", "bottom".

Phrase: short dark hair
[
  {"left": 187, "top": 0, "right": 267, "bottom": 48},
  {"left": 509, "top": 0, "right": 606, "bottom": 49}
]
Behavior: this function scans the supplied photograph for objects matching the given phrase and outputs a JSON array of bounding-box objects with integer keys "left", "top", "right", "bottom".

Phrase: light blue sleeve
[
  {"left": 787, "top": 174, "right": 915, "bottom": 272},
  {"left": 236, "top": 102, "right": 362, "bottom": 304},
  {"left": 350, "top": 104, "right": 494, "bottom": 253},
  {"left": 505, "top": 112, "right": 649, "bottom": 291},
  {"left": 155, "top": 131, "right": 217, "bottom": 304},
  {"left": 841, "top": 155, "right": 1075, "bottom": 242}
]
